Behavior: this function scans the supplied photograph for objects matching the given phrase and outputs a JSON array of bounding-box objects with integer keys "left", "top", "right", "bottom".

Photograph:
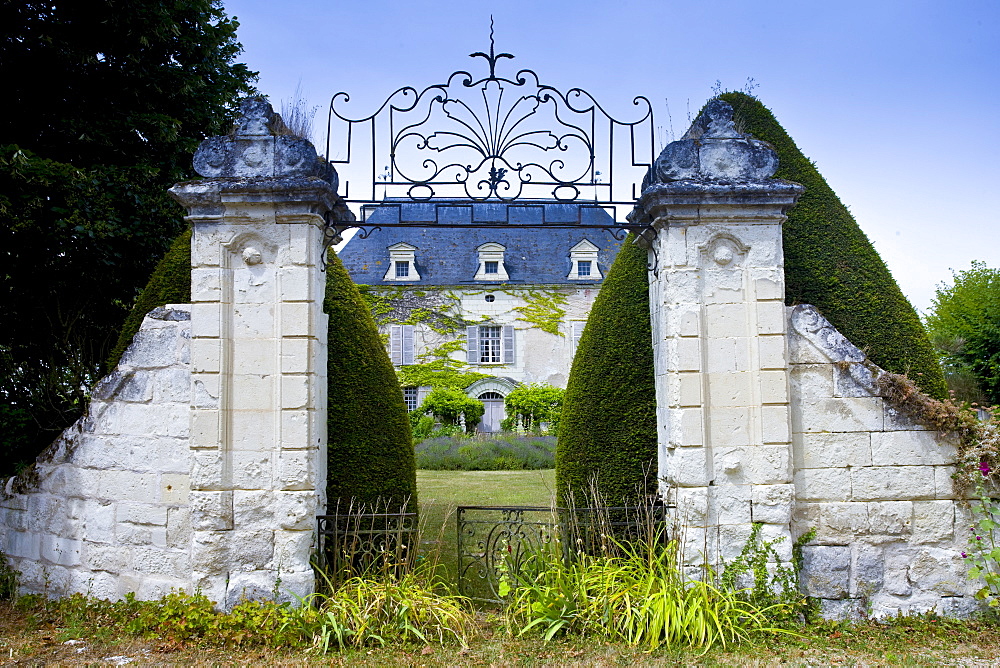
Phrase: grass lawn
[{"left": 416, "top": 469, "right": 556, "bottom": 582}]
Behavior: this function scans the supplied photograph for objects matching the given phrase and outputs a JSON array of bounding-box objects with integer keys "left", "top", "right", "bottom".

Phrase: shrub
[
  {"left": 326, "top": 252, "right": 417, "bottom": 510},
  {"left": 556, "top": 234, "right": 658, "bottom": 506},
  {"left": 415, "top": 434, "right": 556, "bottom": 470},
  {"left": 719, "top": 92, "right": 947, "bottom": 399},
  {"left": 503, "top": 383, "right": 564, "bottom": 434},
  {"left": 417, "top": 387, "right": 484, "bottom": 433}
]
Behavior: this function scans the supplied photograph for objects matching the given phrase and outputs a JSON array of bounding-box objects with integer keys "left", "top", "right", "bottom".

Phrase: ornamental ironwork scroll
[{"left": 324, "top": 28, "right": 654, "bottom": 207}]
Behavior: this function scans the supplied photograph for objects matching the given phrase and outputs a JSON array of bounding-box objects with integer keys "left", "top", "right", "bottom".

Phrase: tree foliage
[
  {"left": 924, "top": 261, "right": 1000, "bottom": 405},
  {"left": 719, "top": 92, "right": 947, "bottom": 399},
  {"left": 556, "top": 235, "right": 658, "bottom": 506},
  {"left": 502, "top": 383, "right": 565, "bottom": 434},
  {"left": 326, "top": 252, "right": 417, "bottom": 510},
  {"left": 0, "top": 1, "right": 256, "bottom": 473},
  {"left": 417, "top": 387, "right": 485, "bottom": 433}
]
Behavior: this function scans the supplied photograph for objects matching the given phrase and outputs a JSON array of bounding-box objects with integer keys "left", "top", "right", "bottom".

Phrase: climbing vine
[{"left": 506, "top": 288, "right": 568, "bottom": 336}]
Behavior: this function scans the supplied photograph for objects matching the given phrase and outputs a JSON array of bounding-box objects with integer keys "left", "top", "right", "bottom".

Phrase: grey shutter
[
  {"left": 401, "top": 325, "right": 415, "bottom": 365},
  {"left": 389, "top": 325, "right": 402, "bottom": 365},
  {"left": 503, "top": 325, "right": 515, "bottom": 364},
  {"left": 466, "top": 326, "right": 479, "bottom": 364}
]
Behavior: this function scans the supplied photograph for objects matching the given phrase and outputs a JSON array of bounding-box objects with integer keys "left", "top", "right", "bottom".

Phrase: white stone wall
[
  {"left": 0, "top": 306, "right": 193, "bottom": 600},
  {"left": 788, "top": 304, "right": 976, "bottom": 618}
]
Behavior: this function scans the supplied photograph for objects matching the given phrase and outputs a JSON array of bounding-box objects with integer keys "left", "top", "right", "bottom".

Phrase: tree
[
  {"left": 326, "top": 252, "right": 418, "bottom": 510},
  {"left": 924, "top": 261, "right": 1000, "bottom": 406},
  {"left": 556, "top": 235, "right": 658, "bottom": 506},
  {"left": 417, "top": 387, "right": 485, "bottom": 433},
  {"left": 502, "top": 383, "right": 565, "bottom": 434},
  {"left": 0, "top": 1, "right": 256, "bottom": 473}
]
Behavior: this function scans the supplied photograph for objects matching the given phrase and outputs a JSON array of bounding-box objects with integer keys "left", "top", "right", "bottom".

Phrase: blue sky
[{"left": 223, "top": 0, "right": 999, "bottom": 313}]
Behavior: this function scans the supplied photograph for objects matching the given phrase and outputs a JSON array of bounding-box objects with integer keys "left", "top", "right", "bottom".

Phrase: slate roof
[{"left": 338, "top": 201, "right": 625, "bottom": 286}]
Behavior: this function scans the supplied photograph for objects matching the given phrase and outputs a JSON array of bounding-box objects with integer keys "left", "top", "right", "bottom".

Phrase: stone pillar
[
  {"left": 632, "top": 100, "right": 804, "bottom": 569},
  {"left": 170, "top": 98, "right": 353, "bottom": 608}
]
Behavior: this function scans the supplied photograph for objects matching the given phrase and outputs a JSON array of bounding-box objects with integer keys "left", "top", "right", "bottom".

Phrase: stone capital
[{"left": 638, "top": 180, "right": 805, "bottom": 230}]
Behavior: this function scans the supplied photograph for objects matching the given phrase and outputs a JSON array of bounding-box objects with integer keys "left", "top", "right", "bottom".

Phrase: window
[
  {"left": 403, "top": 386, "right": 419, "bottom": 411},
  {"left": 384, "top": 242, "right": 421, "bottom": 281},
  {"left": 571, "top": 321, "right": 586, "bottom": 353},
  {"left": 567, "top": 239, "right": 602, "bottom": 280},
  {"left": 466, "top": 324, "right": 515, "bottom": 365},
  {"left": 474, "top": 242, "right": 509, "bottom": 281},
  {"left": 389, "top": 324, "right": 415, "bottom": 365}
]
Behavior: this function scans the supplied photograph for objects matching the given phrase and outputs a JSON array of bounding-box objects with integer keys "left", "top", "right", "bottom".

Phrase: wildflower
[
  {"left": 980, "top": 461, "right": 993, "bottom": 476},
  {"left": 962, "top": 552, "right": 968, "bottom": 558}
]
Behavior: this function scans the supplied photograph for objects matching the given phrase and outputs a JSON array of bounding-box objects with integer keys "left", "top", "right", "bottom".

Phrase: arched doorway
[{"left": 477, "top": 391, "right": 505, "bottom": 433}]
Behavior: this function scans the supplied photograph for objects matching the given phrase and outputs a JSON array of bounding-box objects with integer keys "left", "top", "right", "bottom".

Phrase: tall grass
[{"left": 415, "top": 434, "right": 556, "bottom": 470}]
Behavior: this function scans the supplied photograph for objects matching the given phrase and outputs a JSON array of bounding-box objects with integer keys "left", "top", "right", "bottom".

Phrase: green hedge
[
  {"left": 555, "top": 235, "right": 658, "bottom": 506},
  {"left": 107, "top": 227, "right": 192, "bottom": 370},
  {"left": 719, "top": 92, "right": 946, "bottom": 398},
  {"left": 325, "top": 252, "right": 417, "bottom": 510}
]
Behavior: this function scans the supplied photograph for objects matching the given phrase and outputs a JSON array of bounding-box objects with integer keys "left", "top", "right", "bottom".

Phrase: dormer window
[
  {"left": 384, "top": 242, "right": 421, "bottom": 282},
  {"left": 567, "top": 239, "right": 602, "bottom": 280},
  {"left": 474, "top": 242, "right": 509, "bottom": 281}
]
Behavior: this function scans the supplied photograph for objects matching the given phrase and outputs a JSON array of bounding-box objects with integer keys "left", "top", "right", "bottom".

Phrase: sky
[{"left": 223, "top": 0, "right": 999, "bottom": 314}]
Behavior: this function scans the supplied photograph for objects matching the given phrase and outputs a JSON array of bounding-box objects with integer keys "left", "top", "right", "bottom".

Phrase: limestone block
[
  {"left": 678, "top": 372, "right": 701, "bottom": 407},
  {"left": 818, "top": 598, "right": 866, "bottom": 621},
  {"left": 167, "top": 507, "right": 191, "bottom": 550},
  {"left": 751, "top": 484, "right": 794, "bottom": 525},
  {"left": 151, "top": 404, "right": 190, "bottom": 439},
  {"left": 136, "top": 576, "right": 189, "bottom": 601},
  {"left": 160, "top": 474, "right": 190, "bottom": 505},
  {"left": 675, "top": 338, "right": 702, "bottom": 372},
  {"left": 121, "top": 503, "right": 168, "bottom": 527},
  {"left": 868, "top": 501, "right": 913, "bottom": 535},
  {"left": 233, "top": 266, "right": 277, "bottom": 305},
  {"left": 850, "top": 544, "right": 884, "bottom": 598},
  {"left": 280, "top": 302, "right": 311, "bottom": 337},
  {"left": 706, "top": 372, "right": 753, "bottom": 407},
  {"left": 789, "top": 364, "right": 835, "bottom": 404},
  {"left": 191, "top": 451, "right": 225, "bottom": 490},
  {"left": 277, "top": 450, "right": 315, "bottom": 491},
  {"left": 117, "top": 371, "right": 153, "bottom": 403},
  {"left": 226, "top": 570, "right": 280, "bottom": 609},
  {"left": 673, "top": 305, "right": 701, "bottom": 337},
  {"left": 708, "top": 407, "right": 752, "bottom": 448},
  {"left": 99, "top": 471, "right": 159, "bottom": 504},
  {"left": 935, "top": 596, "right": 983, "bottom": 618},
  {"left": 232, "top": 451, "right": 273, "bottom": 489},
  {"left": 713, "top": 484, "right": 751, "bottom": 525},
  {"left": 279, "top": 266, "right": 311, "bottom": 302},
  {"left": 233, "top": 339, "right": 276, "bottom": 374},
  {"left": 281, "top": 409, "right": 312, "bottom": 448},
  {"left": 276, "top": 568, "right": 315, "bottom": 605},
  {"left": 230, "top": 530, "right": 275, "bottom": 571},
  {"left": 192, "top": 532, "right": 230, "bottom": 574},
  {"left": 761, "top": 405, "right": 791, "bottom": 445},
  {"left": 871, "top": 430, "right": 955, "bottom": 467},
  {"left": 705, "top": 338, "right": 750, "bottom": 373},
  {"left": 800, "top": 545, "right": 850, "bottom": 598},
  {"left": 280, "top": 375, "right": 311, "bottom": 410},
  {"left": 74, "top": 570, "right": 120, "bottom": 601},
  {"left": 815, "top": 502, "right": 869, "bottom": 542},
  {"left": 935, "top": 466, "right": 961, "bottom": 499},
  {"left": 190, "top": 491, "right": 233, "bottom": 531},
  {"left": 794, "top": 467, "right": 851, "bottom": 502},
  {"left": 912, "top": 501, "right": 955, "bottom": 544},
  {"left": 154, "top": 368, "right": 191, "bottom": 404},
  {"left": 41, "top": 534, "right": 83, "bottom": 568},
  {"left": 231, "top": 374, "right": 274, "bottom": 411},
  {"left": 679, "top": 526, "right": 718, "bottom": 566},
  {"left": 273, "top": 530, "right": 314, "bottom": 573},
  {"left": 705, "top": 303, "right": 749, "bottom": 338},
  {"left": 718, "top": 445, "right": 791, "bottom": 485},
  {"left": 702, "top": 269, "right": 745, "bottom": 304},
  {"left": 674, "top": 407, "right": 703, "bottom": 446},
  {"left": 758, "top": 334, "right": 787, "bottom": 370},
  {"left": 191, "top": 375, "right": 220, "bottom": 409},
  {"left": 286, "top": 224, "right": 322, "bottom": 266},
  {"left": 851, "top": 466, "right": 936, "bottom": 501},
  {"left": 718, "top": 523, "right": 754, "bottom": 561},
  {"left": 756, "top": 301, "right": 786, "bottom": 335},
  {"left": 233, "top": 490, "right": 274, "bottom": 529},
  {"left": 675, "top": 487, "right": 709, "bottom": 527},
  {"left": 131, "top": 546, "right": 190, "bottom": 577},
  {"left": 832, "top": 362, "right": 878, "bottom": 398},
  {"left": 0, "top": 506, "right": 28, "bottom": 532},
  {"left": 797, "top": 397, "right": 884, "bottom": 434},
  {"left": 274, "top": 492, "right": 315, "bottom": 531},
  {"left": 753, "top": 274, "right": 783, "bottom": 301},
  {"left": 4, "top": 530, "right": 40, "bottom": 561},
  {"left": 908, "top": 547, "right": 966, "bottom": 596},
  {"left": 191, "top": 267, "right": 222, "bottom": 302},
  {"left": 280, "top": 338, "right": 313, "bottom": 374},
  {"left": 231, "top": 411, "right": 274, "bottom": 451},
  {"left": 116, "top": 521, "right": 153, "bottom": 546},
  {"left": 120, "top": 326, "right": 182, "bottom": 368},
  {"left": 190, "top": 303, "right": 222, "bottom": 339},
  {"left": 28, "top": 494, "right": 66, "bottom": 535},
  {"left": 759, "top": 371, "right": 789, "bottom": 405},
  {"left": 669, "top": 447, "right": 710, "bottom": 486},
  {"left": 190, "top": 339, "right": 222, "bottom": 374},
  {"left": 231, "top": 304, "right": 276, "bottom": 340},
  {"left": 757, "top": 523, "right": 793, "bottom": 562},
  {"left": 796, "top": 432, "right": 872, "bottom": 469}
]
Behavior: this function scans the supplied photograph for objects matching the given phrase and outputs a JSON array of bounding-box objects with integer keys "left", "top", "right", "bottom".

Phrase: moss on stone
[
  {"left": 325, "top": 252, "right": 417, "bottom": 510},
  {"left": 719, "top": 92, "right": 946, "bottom": 399},
  {"left": 555, "top": 235, "right": 658, "bottom": 506}
]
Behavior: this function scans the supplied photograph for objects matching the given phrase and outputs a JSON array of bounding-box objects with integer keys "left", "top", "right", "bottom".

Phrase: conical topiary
[
  {"left": 325, "top": 251, "right": 417, "bottom": 511},
  {"left": 556, "top": 234, "right": 658, "bottom": 506},
  {"left": 719, "top": 92, "right": 946, "bottom": 398},
  {"left": 107, "top": 227, "right": 191, "bottom": 370}
]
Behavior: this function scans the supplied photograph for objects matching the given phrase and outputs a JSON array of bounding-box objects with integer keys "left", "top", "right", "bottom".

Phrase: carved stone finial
[
  {"left": 644, "top": 99, "right": 779, "bottom": 186},
  {"left": 190, "top": 95, "right": 337, "bottom": 186}
]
